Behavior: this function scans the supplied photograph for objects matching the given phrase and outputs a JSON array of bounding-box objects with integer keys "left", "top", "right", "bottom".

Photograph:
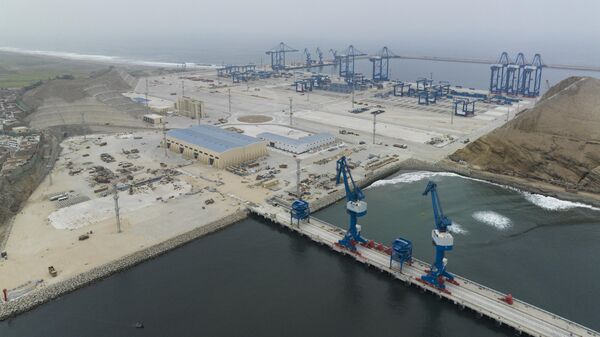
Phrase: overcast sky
[{"left": 1, "top": 0, "right": 599, "bottom": 63}]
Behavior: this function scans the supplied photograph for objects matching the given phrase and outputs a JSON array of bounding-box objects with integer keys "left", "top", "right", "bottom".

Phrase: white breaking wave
[
  {"left": 0, "top": 47, "right": 219, "bottom": 69},
  {"left": 448, "top": 221, "right": 468, "bottom": 234},
  {"left": 369, "top": 171, "right": 460, "bottom": 188},
  {"left": 369, "top": 171, "right": 600, "bottom": 212},
  {"left": 472, "top": 211, "right": 512, "bottom": 230}
]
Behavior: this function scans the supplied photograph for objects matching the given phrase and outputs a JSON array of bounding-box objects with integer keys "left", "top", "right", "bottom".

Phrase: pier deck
[{"left": 249, "top": 204, "right": 599, "bottom": 337}]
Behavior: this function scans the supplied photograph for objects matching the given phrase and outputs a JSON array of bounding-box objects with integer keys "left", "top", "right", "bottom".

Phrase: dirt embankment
[
  {"left": 0, "top": 133, "right": 60, "bottom": 246},
  {"left": 449, "top": 76, "right": 600, "bottom": 195}
]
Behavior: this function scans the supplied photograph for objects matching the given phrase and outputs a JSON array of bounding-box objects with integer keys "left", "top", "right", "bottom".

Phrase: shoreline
[
  {"left": 0, "top": 47, "right": 218, "bottom": 70},
  {"left": 2, "top": 155, "right": 596, "bottom": 321},
  {"left": 396, "top": 158, "right": 600, "bottom": 208}
]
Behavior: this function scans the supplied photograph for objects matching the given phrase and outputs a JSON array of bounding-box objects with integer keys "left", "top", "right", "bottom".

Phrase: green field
[{"left": 0, "top": 52, "right": 103, "bottom": 88}]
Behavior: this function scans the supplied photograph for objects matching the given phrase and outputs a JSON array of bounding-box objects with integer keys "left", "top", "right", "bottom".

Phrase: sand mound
[{"left": 450, "top": 76, "right": 600, "bottom": 193}]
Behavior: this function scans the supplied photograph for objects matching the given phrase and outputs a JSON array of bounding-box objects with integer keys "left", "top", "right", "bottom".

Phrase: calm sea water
[{"left": 1, "top": 172, "right": 599, "bottom": 337}]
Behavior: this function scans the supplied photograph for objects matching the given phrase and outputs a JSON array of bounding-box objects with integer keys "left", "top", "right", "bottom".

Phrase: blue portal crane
[
  {"left": 420, "top": 181, "right": 457, "bottom": 291},
  {"left": 370, "top": 46, "right": 396, "bottom": 82},
  {"left": 335, "top": 156, "right": 367, "bottom": 251},
  {"left": 266, "top": 42, "right": 299, "bottom": 71},
  {"left": 315, "top": 48, "right": 324, "bottom": 65},
  {"left": 303, "top": 48, "right": 312, "bottom": 68},
  {"left": 329, "top": 49, "right": 339, "bottom": 65}
]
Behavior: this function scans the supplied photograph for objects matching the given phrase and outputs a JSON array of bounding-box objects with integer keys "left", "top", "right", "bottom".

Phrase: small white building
[
  {"left": 143, "top": 114, "right": 164, "bottom": 125},
  {"left": 11, "top": 126, "right": 29, "bottom": 134},
  {"left": 257, "top": 132, "right": 336, "bottom": 154}
]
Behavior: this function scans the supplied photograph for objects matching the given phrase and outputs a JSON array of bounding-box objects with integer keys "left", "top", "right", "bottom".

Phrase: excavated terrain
[{"left": 450, "top": 76, "right": 600, "bottom": 193}]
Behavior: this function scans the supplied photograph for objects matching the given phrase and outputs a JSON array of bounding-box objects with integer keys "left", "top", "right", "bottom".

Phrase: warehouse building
[
  {"left": 175, "top": 96, "right": 204, "bottom": 119},
  {"left": 257, "top": 132, "right": 336, "bottom": 154},
  {"left": 166, "top": 125, "right": 267, "bottom": 168}
]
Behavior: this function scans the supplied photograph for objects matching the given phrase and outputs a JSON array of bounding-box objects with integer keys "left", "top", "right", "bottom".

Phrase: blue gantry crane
[
  {"left": 505, "top": 52, "right": 526, "bottom": 95},
  {"left": 522, "top": 54, "right": 545, "bottom": 97},
  {"left": 335, "top": 156, "right": 368, "bottom": 252},
  {"left": 266, "top": 42, "right": 299, "bottom": 71},
  {"left": 420, "top": 181, "right": 457, "bottom": 291},
  {"left": 370, "top": 46, "right": 396, "bottom": 82},
  {"left": 339, "top": 45, "right": 367, "bottom": 84},
  {"left": 490, "top": 52, "right": 510, "bottom": 94}
]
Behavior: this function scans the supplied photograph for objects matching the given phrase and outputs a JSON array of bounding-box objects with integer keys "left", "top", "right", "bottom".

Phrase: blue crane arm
[
  {"left": 336, "top": 157, "right": 364, "bottom": 202},
  {"left": 422, "top": 181, "right": 452, "bottom": 232}
]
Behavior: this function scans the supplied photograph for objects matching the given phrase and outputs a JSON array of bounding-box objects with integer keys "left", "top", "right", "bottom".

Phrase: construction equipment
[
  {"left": 419, "top": 181, "right": 458, "bottom": 291},
  {"left": 335, "top": 156, "right": 367, "bottom": 251}
]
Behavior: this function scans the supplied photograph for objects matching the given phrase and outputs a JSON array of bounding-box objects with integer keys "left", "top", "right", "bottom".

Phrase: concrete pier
[{"left": 249, "top": 204, "right": 600, "bottom": 337}]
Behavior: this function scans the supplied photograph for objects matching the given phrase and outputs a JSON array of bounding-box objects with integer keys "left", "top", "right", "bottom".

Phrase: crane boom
[{"left": 422, "top": 181, "right": 452, "bottom": 232}]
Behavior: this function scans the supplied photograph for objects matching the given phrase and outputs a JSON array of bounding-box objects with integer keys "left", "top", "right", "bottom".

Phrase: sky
[{"left": 1, "top": 0, "right": 599, "bottom": 64}]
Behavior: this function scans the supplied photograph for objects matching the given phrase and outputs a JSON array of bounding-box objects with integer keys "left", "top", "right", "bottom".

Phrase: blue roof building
[{"left": 166, "top": 125, "right": 267, "bottom": 168}]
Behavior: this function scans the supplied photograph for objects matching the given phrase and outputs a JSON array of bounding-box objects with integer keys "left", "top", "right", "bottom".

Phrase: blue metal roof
[
  {"left": 257, "top": 132, "right": 334, "bottom": 146},
  {"left": 167, "top": 125, "right": 262, "bottom": 153}
]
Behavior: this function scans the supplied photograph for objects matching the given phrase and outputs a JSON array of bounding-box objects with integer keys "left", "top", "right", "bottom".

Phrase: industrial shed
[
  {"left": 257, "top": 132, "right": 335, "bottom": 154},
  {"left": 166, "top": 125, "right": 267, "bottom": 168}
]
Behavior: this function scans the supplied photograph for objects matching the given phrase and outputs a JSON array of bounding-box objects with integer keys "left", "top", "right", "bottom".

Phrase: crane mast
[
  {"left": 335, "top": 156, "right": 367, "bottom": 252},
  {"left": 420, "top": 181, "right": 458, "bottom": 290}
]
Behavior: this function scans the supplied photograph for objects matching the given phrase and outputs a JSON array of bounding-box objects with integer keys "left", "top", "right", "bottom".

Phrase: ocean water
[{"left": 1, "top": 172, "right": 599, "bottom": 337}]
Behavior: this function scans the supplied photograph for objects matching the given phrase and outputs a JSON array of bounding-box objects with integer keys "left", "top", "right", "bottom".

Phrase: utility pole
[
  {"left": 228, "top": 88, "right": 232, "bottom": 113},
  {"left": 351, "top": 84, "right": 355, "bottom": 109},
  {"left": 113, "top": 183, "right": 122, "bottom": 233},
  {"left": 296, "top": 157, "right": 301, "bottom": 199},
  {"left": 145, "top": 79, "right": 150, "bottom": 114},
  {"left": 289, "top": 97, "right": 293, "bottom": 125},
  {"left": 372, "top": 113, "right": 377, "bottom": 144},
  {"left": 47, "top": 164, "right": 53, "bottom": 186},
  {"left": 162, "top": 122, "right": 168, "bottom": 158},
  {"left": 81, "top": 111, "right": 86, "bottom": 140}
]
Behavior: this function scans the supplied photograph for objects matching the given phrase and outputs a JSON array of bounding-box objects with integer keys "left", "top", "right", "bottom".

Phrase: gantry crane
[
  {"left": 370, "top": 46, "right": 396, "bottom": 82},
  {"left": 266, "top": 42, "right": 298, "bottom": 71},
  {"left": 335, "top": 156, "right": 367, "bottom": 252},
  {"left": 420, "top": 181, "right": 458, "bottom": 290}
]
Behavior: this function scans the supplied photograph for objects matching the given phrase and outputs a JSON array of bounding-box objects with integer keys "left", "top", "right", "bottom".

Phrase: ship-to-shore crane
[
  {"left": 420, "top": 181, "right": 458, "bottom": 290},
  {"left": 335, "top": 156, "right": 367, "bottom": 251}
]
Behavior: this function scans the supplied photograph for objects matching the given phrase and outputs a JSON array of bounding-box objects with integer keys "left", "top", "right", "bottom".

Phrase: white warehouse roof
[{"left": 257, "top": 132, "right": 335, "bottom": 154}]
